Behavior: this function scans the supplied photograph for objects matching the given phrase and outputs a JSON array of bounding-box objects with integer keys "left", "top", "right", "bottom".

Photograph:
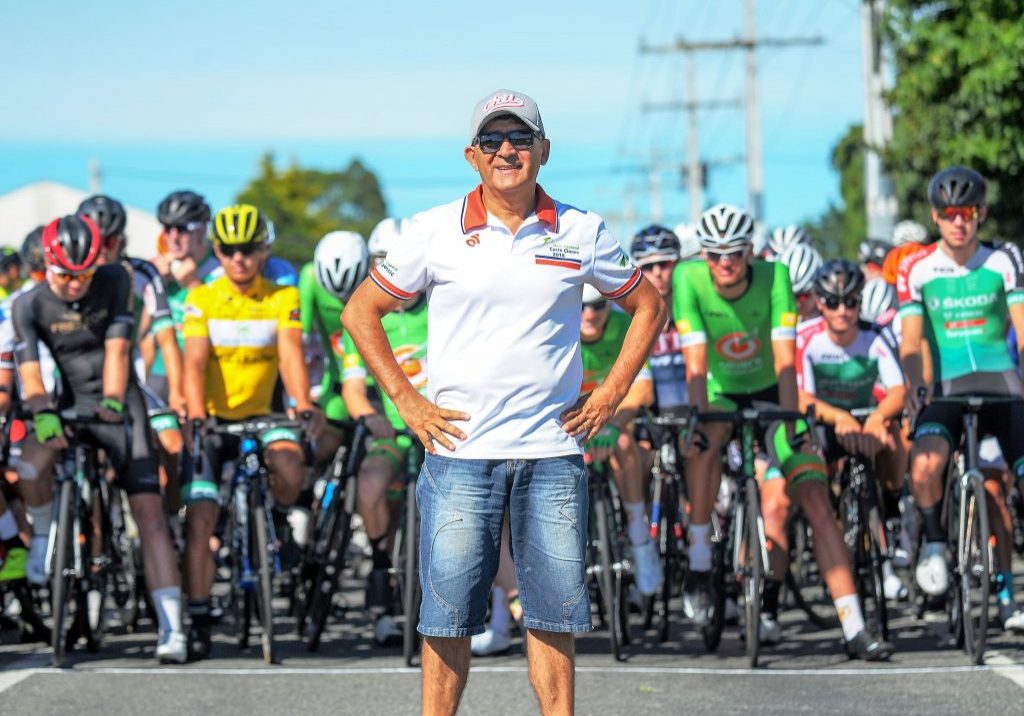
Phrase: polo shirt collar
[{"left": 460, "top": 184, "right": 558, "bottom": 234}]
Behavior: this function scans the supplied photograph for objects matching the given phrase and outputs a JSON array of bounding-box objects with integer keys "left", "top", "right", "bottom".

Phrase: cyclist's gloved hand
[
  {"left": 586, "top": 423, "right": 621, "bottom": 463},
  {"left": 33, "top": 409, "right": 64, "bottom": 444},
  {"left": 97, "top": 397, "right": 124, "bottom": 424}
]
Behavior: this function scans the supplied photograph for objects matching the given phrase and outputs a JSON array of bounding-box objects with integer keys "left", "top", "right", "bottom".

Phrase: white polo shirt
[{"left": 371, "top": 184, "right": 643, "bottom": 459}]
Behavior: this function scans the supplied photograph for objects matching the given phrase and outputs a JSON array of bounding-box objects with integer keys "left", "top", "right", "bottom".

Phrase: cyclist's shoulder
[{"left": 264, "top": 256, "right": 298, "bottom": 286}]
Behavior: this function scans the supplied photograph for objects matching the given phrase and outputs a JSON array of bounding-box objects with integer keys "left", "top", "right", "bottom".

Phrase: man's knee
[
  {"left": 910, "top": 436, "right": 949, "bottom": 481},
  {"left": 760, "top": 480, "right": 790, "bottom": 529},
  {"left": 358, "top": 457, "right": 395, "bottom": 505},
  {"left": 266, "top": 443, "right": 305, "bottom": 505}
]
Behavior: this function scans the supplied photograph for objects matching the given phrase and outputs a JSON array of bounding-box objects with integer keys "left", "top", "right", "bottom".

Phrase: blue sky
[{"left": 1, "top": 0, "right": 865, "bottom": 241}]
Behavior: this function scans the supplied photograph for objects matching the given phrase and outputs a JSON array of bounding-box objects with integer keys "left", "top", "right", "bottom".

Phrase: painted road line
[
  {"left": 0, "top": 653, "right": 51, "bottom": 694},
  {"left": 986, "top": 650, "right": 1024, "bottom": 690}
]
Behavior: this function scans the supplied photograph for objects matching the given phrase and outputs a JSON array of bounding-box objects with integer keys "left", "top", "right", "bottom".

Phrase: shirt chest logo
[{"left": 535, "top": 241, "right": 581, "bottom": 269}]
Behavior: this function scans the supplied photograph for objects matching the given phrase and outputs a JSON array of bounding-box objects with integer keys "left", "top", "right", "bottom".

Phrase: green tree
[
  {"left": 884, "top": 0, "right": 1024, "bottom": 240},
  {"left": 237, "top": 153, "right": 388, "bottom": 265}
]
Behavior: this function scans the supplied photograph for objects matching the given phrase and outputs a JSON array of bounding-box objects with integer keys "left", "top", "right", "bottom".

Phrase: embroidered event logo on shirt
[{"left": 535, "top": 242, "right": 581, "bottom": 269}]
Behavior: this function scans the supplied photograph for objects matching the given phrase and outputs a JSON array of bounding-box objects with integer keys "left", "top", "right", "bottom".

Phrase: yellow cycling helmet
[{"left": 212, "top": 204, "right": 274, "bottom": 245}]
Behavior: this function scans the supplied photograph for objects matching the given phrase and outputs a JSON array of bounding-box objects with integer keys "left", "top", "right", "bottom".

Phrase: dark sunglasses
[
  {"left": 165, "top": 221, "right": 207, "bottom": 233},
  {"left": 582, "top": 299, "right": 609, "bottom": 312},
  {"left": 474, "top": 130, "right": 538, "bottom": 154},
  {"left": 640, "top": 260, "right": 675, "bottom": 272},
  {"left": 821, "top": 295, "right": 861, "bottom": 311},
  {"left": 705, "top": 249, "right": 746, "bottom": 263},
  {"left": 216, "top": 242, "right": 262, "bottom": 258}
]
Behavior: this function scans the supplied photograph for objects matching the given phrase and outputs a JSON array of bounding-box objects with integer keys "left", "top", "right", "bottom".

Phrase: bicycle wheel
[
  {"left": 945, "top": 473, "right": 965, "bottom": 649},
  {"left": 961, "top": 474, "right": 991, "bottom": 664},
  {"left": 229, "top": 508, "right": 252, "bottom": 650},
  {"left": 252, "top": 501, "right": 276, "bottom": 665},
  {"left": 50, "top": 483, "right": 75, "bottom": 667},
  {"left": 743, "top": 479, "right": 764, "bottom": 667},
  {"left": 701, "top": 529, "right": 727, "bottom": 652},
  {"left": 109, "top": 490, "right": 141, "bottom": 632},
  {"left": 864, "top": 477, "right": 891, "bottom": 642},
  {"left": 656, "top": 480, "right": 680, "bottom": 644},
  {"left": 592, "top": 485, "right": 621, "bottom": 660},
  {"left": 401, "top": 475, "right": 420, "bottom": 667},
  {"left": 303, "top": 476, "right": 355, "bottom": 651}
]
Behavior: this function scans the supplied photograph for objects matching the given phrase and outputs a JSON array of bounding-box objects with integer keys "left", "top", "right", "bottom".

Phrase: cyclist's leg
[
  {"left": 312, "top": 392, "right": 346, "bottom": 467},
  {"left": 984, "top": 403, "right": 1024, "bottom": 628},
  {"left": 12, "top": 433, "right": 58, "bottom": 584},
  {"left": 910, "top": 402, "right": 959, "bottom": 595},
  {"left": 0, "top": 490, "right": 28, "bottom": 581},
  {"left": 142, "top": 378, "right": 183, "bottom": 512},
  {"left": 262, "top": 428, "right": 305, "bottom": 507},
  {"left": 610, "top": 429, "right": 662, "bottom": 595}
]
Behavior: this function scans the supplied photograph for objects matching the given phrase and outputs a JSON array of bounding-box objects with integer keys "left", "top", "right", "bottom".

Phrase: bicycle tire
[
  {"left": 743, "top": 479, "right": 764, "bottom": 668},
  {"left": 945, "top": 472, "right": 965, "bottom": 650},
  {"left": 253, "top": 501, "right": 276, "bottom": 665},
  {"left": 402, "top": 475, "right": 420, "bottom": 667},
  {"left": 303, "top": 475, "right": 356, "bottom": 651},
  {"left": 592, "top": 485, "right": 621, "bottom": 660},
  {"left": 961, "top": 475, "right": 990, "bottom": 665},
  {"left": 51, "top": 482, "right": 75, "bottom": 667},
  {"left": 865, "top": 477, "right": 891, "bottom": 642},
  {"left": 229, "top": 508, "right": 252, "bottom": 651},
  {"left": 701, "top": 533, "right": 727, "bottom": 652}
]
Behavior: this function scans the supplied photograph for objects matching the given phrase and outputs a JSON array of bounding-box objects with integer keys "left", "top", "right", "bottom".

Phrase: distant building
[{"left": 0, "top": 180, "right": 161, "bottom": 258}]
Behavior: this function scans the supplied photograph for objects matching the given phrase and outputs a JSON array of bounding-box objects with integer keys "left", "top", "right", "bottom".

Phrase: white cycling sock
[
  {"left": 489, "top": 586, "right": 510, "bottom": 636},
  {"left": 26, "top": 502, "right": 52, "bottom": 538},
  {"left": 623, "top": 502, "right": 647, "bottom": 546},
  {"left": 688, "top": 523, "right": 712, "bottom": 572},
  {"left": 834, "top": 594, "right": 865, "bottom": 641},
  {"left": 0, "top": 510, "right": 17, "bottom": 541},
  {"left": 151, "top": 586, "right": 183, "bottom": 636}
]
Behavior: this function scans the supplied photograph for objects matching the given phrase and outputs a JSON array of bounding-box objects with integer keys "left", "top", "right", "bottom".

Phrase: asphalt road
[{"left": 3, "top": 566, "right": 1024, "bottom": 715}]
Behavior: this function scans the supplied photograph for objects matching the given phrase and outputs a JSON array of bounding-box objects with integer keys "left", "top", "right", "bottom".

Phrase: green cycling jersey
[
  {"left": 581, "top": 309, "right": 651, "bottom": 394},
  {"left": 298, "top": 262, "right": 348, "bottom": 420}
]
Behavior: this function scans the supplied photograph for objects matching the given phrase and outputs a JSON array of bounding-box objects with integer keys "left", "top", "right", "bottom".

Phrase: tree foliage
[{"left": 237, "top": 153, "right": 388, "bottom": 265}]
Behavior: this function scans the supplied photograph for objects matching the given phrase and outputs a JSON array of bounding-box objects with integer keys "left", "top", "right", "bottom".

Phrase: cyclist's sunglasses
[
  {"left": 49, "top": 267, "right": 97, "bottom": 284},
  {"left": 165, "top": 221, "right": 207, "bottom": 233},
  {"left": 473, "top": 130, "right": 538, "bottom": 154},
  {"left": 821, "top": 295, "right": 861, "bottom": 311},
  {"left": 216, "top": 242, "right": 263, "bottom": 258},
  {"left": 640, "top": 260, "right": 675, "bottom": 272},
  {"left": 583, "top": 299, "right": 609, "bottom": 312},
  {"left": 705, "top": 248, "right": 746, "bottom": 263},
  {"left": 940, "top": 205, "right": 979, "bottom": 221}
]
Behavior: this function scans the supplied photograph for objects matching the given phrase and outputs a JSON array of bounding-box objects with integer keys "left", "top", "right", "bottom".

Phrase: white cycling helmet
[
  {"left": 752, "top": 225, "right": 770, "bottom": 259},
  {"left": 860, "top": 277, "right": 897, "bottom": 323},
  {"left": 582, "top": 284, "right": 605, "bottom": 305},
  {"left": 367, "top": 217, "right": 407, "bottom": 258},
  {"left": 672, "top": 222, "right": 702, "bottom": 261},
  {"left": 779, "top": 243, "right": 823, "bottom": 294},
  {"left": 892, "top": 219, "right": 928, "bottom": 246},
  {"left": 768, "top": 225, "right": 811, "bottom": 257},
  {"left": 314, "top": 230, "right": 369, "bottom": 300},
  {"left": 696, "top": 204, "right": 755, "bottom": 250}
]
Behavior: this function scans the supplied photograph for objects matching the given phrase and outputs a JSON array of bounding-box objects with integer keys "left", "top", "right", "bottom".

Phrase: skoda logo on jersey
[
  {"left": 715, "top": 332, "right": 761, "bottom": 362},
  {"left": 942, "top": 293, "right": 997, "bottom": 310}
]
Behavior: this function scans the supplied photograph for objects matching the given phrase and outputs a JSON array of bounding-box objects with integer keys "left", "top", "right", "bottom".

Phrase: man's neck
[
  {"left": 940, "top": 236, "right": 979, "bottom": 266},
  {"left": 480, "top": 184, "right": 537, "bottom": 235},
  {"left": 826, "top": 323, "right": 859, "bottom": 348},
  {"left": 714, "top": 272, "right": 750, "bottom": 301},
  {"left": 229, "top": 274, "right": 260, "bottom": 295}
]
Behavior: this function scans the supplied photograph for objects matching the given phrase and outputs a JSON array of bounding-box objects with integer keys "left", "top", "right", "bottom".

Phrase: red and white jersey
[{"left": 370, "top": 184, "right": 642, "bottom": 459}]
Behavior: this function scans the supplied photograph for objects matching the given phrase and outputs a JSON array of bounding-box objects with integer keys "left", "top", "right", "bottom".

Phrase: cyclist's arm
[
  {"left": 610, "top": 376, "right": 653, "bottom": 429},
  {"left": 155, "top": 324, "right": 184, "bottom": 412},
  {"left": 682, "top": 343, "right": 710, "bottom": 412},
  {"left": 278, "top": 326, "right": 314, "bottom": 412},
  {"left": 101, "top": 337, "right": 131, "bottom": 404},
  {"left": 1010, "top": 302, "right": 1024, "bottom": 360},
  {"left": 0, "top": 368, "right": 12, "bottom": 415},
  {"left": 138, "top": 333, "right": 156, "bottom": 373},
  {"left": 11, "top": 298, "right": 47, "bottom": 412},
  {"left": 770, "top": 261, "right": 799, "bottom": 411},
  {"left": 773, "top": 337, "right": 799, "bottom": 412},
  {"left": 899, "top": 312, "right": 926, "bottom": 389},
  {"left": 297, "top": 264, "right": 317, "bottom": 337},
  {"left": 183, "top": 337, "right": 208, "bottom": 421},
  {"left": 341, "top": 377, "right": 377, "bottom": 419},
  {"left": 342, "top": 282, "right": 419, "bottom": 407},
  {"left": 596, "top": 281, "right": 665, "bottom": 410}
]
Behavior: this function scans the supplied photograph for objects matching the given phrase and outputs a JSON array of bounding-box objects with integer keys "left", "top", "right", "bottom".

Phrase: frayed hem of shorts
[
  {"left": 520, "top": 619, "right": 593, "bottom": 633},
  {"left": 417, "top": 625, "right": 486, "bottom": 638}
]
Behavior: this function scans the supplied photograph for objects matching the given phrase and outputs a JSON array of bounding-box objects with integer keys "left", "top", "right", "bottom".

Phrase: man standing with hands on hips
[{"left": 343, "top": 90, "right": 664, "bottom": 715}]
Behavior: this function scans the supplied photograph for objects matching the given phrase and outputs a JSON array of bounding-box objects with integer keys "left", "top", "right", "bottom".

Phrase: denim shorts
[{"left": 416, "top": 453, "right": 591, "bottom": 637}]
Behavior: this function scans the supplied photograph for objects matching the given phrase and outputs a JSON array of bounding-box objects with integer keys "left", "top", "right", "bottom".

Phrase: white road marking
[
  {"left": 985, "top": 650, "right": 1024, "bottom": 691},
  {"left": 0, "top": 653, "right": 50, "bottom": 694}
]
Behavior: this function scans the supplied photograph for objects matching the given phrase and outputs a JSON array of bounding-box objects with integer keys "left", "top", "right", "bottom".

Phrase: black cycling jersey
[
  {"left": 12, "top": 263, "right": 134, "bottom": 409},
  {"left": 123, "top": 255, "right": 173, "bottom": 331}
]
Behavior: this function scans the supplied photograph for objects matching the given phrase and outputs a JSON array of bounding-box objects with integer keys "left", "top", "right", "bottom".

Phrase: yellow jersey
[{"left": 183, "top": 275, "right": 302, "bottom": 420}]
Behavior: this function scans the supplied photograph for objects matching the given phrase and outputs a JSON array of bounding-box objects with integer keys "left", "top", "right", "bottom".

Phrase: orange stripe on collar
[{"left": 460, "top": 184, "right": 558, "bottom": 233}]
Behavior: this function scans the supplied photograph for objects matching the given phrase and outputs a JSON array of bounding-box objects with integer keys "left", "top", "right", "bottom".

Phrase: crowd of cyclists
[{"left": 0, "top": 163, "right": 1022, "bottom": 669}]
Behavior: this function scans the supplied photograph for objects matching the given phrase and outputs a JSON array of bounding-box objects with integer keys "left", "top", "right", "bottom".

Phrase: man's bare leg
[
  {"left": 526, "top": 629, "right": 574, "bottom": 716},
  {"left": 422, "top": 636, "right": 470, "bottom": 716}
]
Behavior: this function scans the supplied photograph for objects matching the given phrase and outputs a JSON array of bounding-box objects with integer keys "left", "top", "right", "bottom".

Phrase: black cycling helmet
[
  {"left": 42, "top": 215, "right": 104, "bottom": 273},
  {"left": 21, "top": 226, "right": 45, "bottom": 275},
  {"left": 858, "top": 238, "right": 893, "bottom": 267},
  {"left": 77, "top": 194, "right": 127, "bottom": 240},
  {"left": 813, "top": 258, "right": 866, "bottom": 300},
  {"left": 630, "top": 224, "right": 680, "bottom": 264},
  {"left": 0, "top": 247, "right": 22, "bottom": 273},
  {"left": 927, "top": 166, "right": 986, "bottom": 209},
  {"left": 157, "top": 190, "right": 211, "bottom": 228}
]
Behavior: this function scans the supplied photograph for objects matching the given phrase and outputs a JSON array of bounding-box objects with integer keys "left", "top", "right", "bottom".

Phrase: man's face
[
  {"left": 101, "top": 235, "right": 125, "bottom": 265},
  {"left": 931, "top": 204, "right": 985, "bottom": 250},
  {"left": 639, "top": 259, "right": 676, "bottom": 297},
  {"left": 796, "top": 290, "right": 818, "bottom": 319},
  {"left": 0, "top": 265, "right": 19, "bottom": 290},
  {"left": 704, "top": 245, "right": 751, "bottom": 289},
  {"left": 818, "top": 293, "right": 861, "bottom": 334},
  {"left": 215, "top": 243, "right": 266, "bottom": 285},
  {"left": 163, "top": 223, "right": 208, "bottom": 260},
  {"left": 464, "top": 116, "right": 549, "bottom": 196},
  {"left": 46, "top": 266, "right": 95, "bottom": 302},
  {"left": 580, "top": 298, "right": 610, "bottom": 341}
]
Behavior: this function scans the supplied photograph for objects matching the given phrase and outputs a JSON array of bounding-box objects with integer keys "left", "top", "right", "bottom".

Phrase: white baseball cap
[{"left": 470, "top": 89, "right": 544, "bottom": 142}]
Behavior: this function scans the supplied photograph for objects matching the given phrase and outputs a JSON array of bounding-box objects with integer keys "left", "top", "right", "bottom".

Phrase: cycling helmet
[
  {"left": 858, "top": 238, "right": 893, "bottom": 267},
  {"left": 367, "top": 217, "right": 407, "bottom": 258},
  {"left": 892, "top": 219, "right": 928, "bottom": 246},
  {"left": 582, "top": 284, "right": 605, "bottom": 305},
  {"left": 41, "top": 215, "right": 104, "bottom": 273},
  {"left": 313, "top": 231, "right": 369, "bottom": 300},
  {"left": 779, "top": 243, "right": 822, "bottom": 294},
  {"left": 928, "top": 166, "right": 986, "bottom": 208},
  {"left": 696, "top": 204, "right": 755, "bottom": 250},
  {"left": 212, "top": 204, "right": 272, "bottom": 245},
  {"left": 77, "top": 194, "right": 127, "bottom": 240},
  {"left": 859, "top": 277, "right": 897, "bottom": 323},
  {"left": 768, "top": 225, "right": 811, "bottom": 256},
  {"left": 752, "top": 226, "right": 770, "bottom": 259},
  {"left": 0, "top": 247, "right": 22, "bottom": 273},
  {"left": 21, "top": 226, "right": 45, "bottom": 275},
  {"left": 630, "top": 224, "right": 680, "bottom": 265},
  {"left": 157, "top": 190, "right": 211, "bottom": 227},
  {"left": 672, "top": 222, "right": 702, "bottom": 261},
  {"left": 813, "top": 258, "right": 865, "bottom": 300}
]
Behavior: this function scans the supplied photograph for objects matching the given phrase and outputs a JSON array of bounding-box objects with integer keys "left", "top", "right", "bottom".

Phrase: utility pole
[
  {"left": 641, "top": 2, "right": 823, "bottom": 221},
  {"left": 861, "top": 0, "right": 898, "bottom": 239},
  {"left": 88, "top": 159, "right": 102, "bottom": 193}
]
